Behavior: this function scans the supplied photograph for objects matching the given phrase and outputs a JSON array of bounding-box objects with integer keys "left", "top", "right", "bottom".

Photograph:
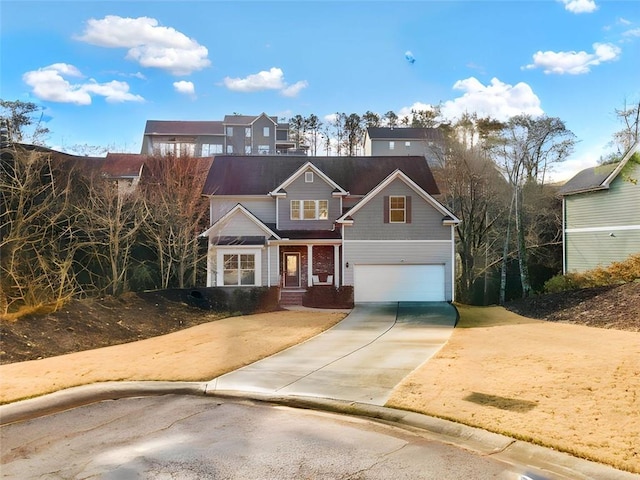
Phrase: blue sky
[{"left": 2, "top": 0, "right": 639, "bottom": 181}]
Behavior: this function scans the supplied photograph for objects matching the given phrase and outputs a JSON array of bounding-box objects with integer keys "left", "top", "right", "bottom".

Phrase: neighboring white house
[{"left": 559, "top": 142, "right": 640, "bottom": 273}]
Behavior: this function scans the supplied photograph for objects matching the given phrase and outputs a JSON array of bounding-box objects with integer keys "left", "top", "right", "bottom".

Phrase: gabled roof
[
  {"left": 336, "top": 169, "right": 460, "bottom": 224},
  {"left": 202, "top": 156, "right": 440, "bottom": 196},
  {"left": 366, "top": 127, "right": 444, "bottom": 141},
  {"left": 559, "top": 142, "right": 639, "bottom": 196},
  {"left": 102, "top": 153, "right": 146, "bottom": 178},
  {"left": 269, "top": 161, "right": 348, "bottom": 196},
  {"left": 200, "top": 204, "right": 281, "bottom": 240},
  {"left": 143, "top": 120, "right": 224, "bottom": 136},
  {"left": 223, "top": 113, "right": 278, "bottom": 126}
]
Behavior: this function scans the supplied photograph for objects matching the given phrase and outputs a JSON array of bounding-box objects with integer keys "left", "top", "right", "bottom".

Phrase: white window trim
[
  {"left": 216, "top": 248, "right": 262, "bottom": 286},
  {"left": 389, "top": 141, "right": 395, "bottom": 150},
  {"left": 389, "top": 195, "right": 406, "bottom": 223},
  {"left": 305, "top": 171, "right": 314, "bottom": 183},
  {"left": 290, "top": 199, "right": 328, "bottom": 220},
  {"left": 263, "top": 126, "right": 270, "bottom": 137}
]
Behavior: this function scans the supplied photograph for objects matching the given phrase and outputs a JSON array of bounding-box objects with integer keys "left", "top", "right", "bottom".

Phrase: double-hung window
[
  {"left": 290, "top": 200, "right": 328, "bottom": 220},
  {"left": 389, "top": 196, "right": 406, "bottom": 223},
  {"left": 223, "top": 253, "right": 255, "bottom": 285}
]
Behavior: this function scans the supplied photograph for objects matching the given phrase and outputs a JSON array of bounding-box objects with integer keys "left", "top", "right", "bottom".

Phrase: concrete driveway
[{"left": 208, "top": 302, "right": 457, "bottom": 405}]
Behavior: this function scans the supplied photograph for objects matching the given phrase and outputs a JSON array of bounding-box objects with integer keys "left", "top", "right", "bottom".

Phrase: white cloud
[
  {"left": 76, "top": 15, "right": 210, "bottom": 75},
  {"left": 560, "top": 0, "right": 597, "bottom": 14},
  {"left": 623, "top": 28, "right": 640, "bottom": 38},
  {"left": 439, "top": 77, "right": 543, "bottom": 121},
  {"left": 222, "top": 67, "right": 308, "bottom": 97},
  {"left": 23, "top": 63, "right": 144, "bottom": 105},
  {"left": 523, "top": 42, "right": 621, "bottom": 74},
  {"left": 173, "top": 80, "right": 195, "bottom": 95},
  {"left": 281, "top": 80, "right": 308, "bottom": 97}
]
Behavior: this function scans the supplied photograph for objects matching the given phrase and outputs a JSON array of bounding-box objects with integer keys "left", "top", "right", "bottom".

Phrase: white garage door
[{"left": 353, "top": 264, "right": 445, "bottom": 302}]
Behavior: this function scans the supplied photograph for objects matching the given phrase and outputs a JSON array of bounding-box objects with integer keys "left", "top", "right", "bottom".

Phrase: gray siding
[
  {"left": 565, "top": 163, "right": 640, "bottom": 229},
  {"left": 251, "top": 116, "right": 276, "bottom": 153},
  {"left": 210, "top": 198, "right": 275, "bottom": 224},
  {"left": 345, "top": 179, "right": 449, "bottom": 241},
  {"left": 343, "top": 240, "right": 453, "bottom": 300},
  {"left": 210, "top": 211, "right": 269, "bottom": 237},
  {"left": 278, "top": 170, "right": 340, "bottom": 230},
  {"left": 566, "top": 229, "right": 640, "bottom": 272}
]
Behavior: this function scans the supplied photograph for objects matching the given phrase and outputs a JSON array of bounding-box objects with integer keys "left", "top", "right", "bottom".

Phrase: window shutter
[
  {"left": 383, "top": 196, "right": 389, "bottom": 223},
  {"left": 406, "top": 196, "right": 412, "bottom": 223}
]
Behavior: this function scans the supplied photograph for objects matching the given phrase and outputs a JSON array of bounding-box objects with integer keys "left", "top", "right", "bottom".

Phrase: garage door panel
[{"left": 354, "top": 265, "right": 445, "bottom": 302}]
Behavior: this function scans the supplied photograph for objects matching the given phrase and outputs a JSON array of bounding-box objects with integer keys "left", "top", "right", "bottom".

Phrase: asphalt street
[{"left": 1, "top": 395, "right": 523, "bottom": 480}]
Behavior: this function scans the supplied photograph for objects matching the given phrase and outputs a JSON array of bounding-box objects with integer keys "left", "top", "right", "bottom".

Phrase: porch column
[
  {"left": 333, "top": 245, "right": 340, "bottom": 287},
  {"left": 307, "top": 244, "right": 313, "bottom": 287}
]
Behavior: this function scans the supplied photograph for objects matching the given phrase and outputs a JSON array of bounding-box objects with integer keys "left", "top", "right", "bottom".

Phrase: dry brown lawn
[
  {"left": 387, "top": 305, "right": 640, "bottom": 474},
  {"left": 0, "top": 310, "right": 345, "bottom": 404}
]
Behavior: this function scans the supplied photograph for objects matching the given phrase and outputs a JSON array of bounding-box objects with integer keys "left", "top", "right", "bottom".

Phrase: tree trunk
[{"left": 515, "top": 186, "right": 532, "bottom": 298}]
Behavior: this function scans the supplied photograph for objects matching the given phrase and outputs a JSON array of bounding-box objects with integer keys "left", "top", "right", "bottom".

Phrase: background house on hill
[
  {"left": 363, "top": 127, "right": 444, "bottom": 166},
  {"left": 559, "top": 142, "right": 640, "bottom": 273},
  {"left": 140, "top": 113, "right": 300, "bottom": 157}
]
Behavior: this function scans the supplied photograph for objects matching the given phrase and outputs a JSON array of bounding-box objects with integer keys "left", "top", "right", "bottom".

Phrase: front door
[{"left": 284, "top": 253, "right": 300, "bottom": 288}]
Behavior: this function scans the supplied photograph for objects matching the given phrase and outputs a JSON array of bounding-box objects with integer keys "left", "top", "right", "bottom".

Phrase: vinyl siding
[
  {"left": 214, "top": 211, "right": 270, "bottom": 237},
  {"left": 210, "top": 198, "right": 275, "bottom": 224},
  {"left": 565, "top": 163, "right": 640, "bottom": 272},
  {"left": 565, "top": 163, "right": 640, "bottom": 229},
  {"left": 345, "top": 179, "right": 449, "bottom": 241},
  {"left": 277, "top": 170, "right": 340, "bottom": 230},
  {"left": 343, "top": 240, "right": 453, "bottom": 301},
  {"left": 251, "top": 116, "right": 276, "bottom": 153},
  {"left": 566, "top": 229, "right": 640, "bottom": 272}
]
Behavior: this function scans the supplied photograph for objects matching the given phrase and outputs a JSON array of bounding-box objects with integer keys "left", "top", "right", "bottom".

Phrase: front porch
[{"left": 279, "top": 244, "right": 341, "bottom": 305}]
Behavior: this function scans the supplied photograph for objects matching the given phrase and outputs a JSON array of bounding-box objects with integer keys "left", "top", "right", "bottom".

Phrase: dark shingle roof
[
  {"left": 366, "top": 127, "right": 443, "bottom": 141},
  {"left": 144, "top": 120, "right": 224, "bottom": 136},
  {"left": 102, "top": 153, "right": 146, "bottom": 178},
  {"left": 558, "top": 163, "right": 618, "bottom": 195},
  {"left": 202, "top": 156, "right": 440, "bottom": 196}
]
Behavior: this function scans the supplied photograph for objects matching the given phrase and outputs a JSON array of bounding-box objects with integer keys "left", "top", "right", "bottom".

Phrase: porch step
[{"left": 280, "top": 290, "right": 306, "bottom": 305}]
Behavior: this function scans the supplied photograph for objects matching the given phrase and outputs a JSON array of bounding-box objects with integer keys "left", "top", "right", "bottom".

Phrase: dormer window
[{"left": 305, "top": 171, "right": 314, "bottom": 183}]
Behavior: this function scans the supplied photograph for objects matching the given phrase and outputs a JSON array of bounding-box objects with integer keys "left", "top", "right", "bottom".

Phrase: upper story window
[
  {"left": 290, "top": 200, "right": 329, "bottom": 220},
  {"left": 227, "top": 145, "right": 233, "bottom": 154},
  {"left": 201, "top": 144, "right": 223, "bottom": 156},
  {"left": 389, "top": 141, "right": 395, "bottom": 150},
  {"left": 157, "top": 141, "right": 195, "bottom": 157},
  {"left": 389, "top": 196, "right": 406, "bottom": 223},
  {"left": 263, "top": 126, "right": 270, "bottom": 137},
  {"left": 405, "top": 141, "right": 411, "bottom": 148},
  {"left": 226, "top": 127, "right": 233, "bottom": 136},
  {"left": 245, "top": 145, "right": 252, "bottom": 154},
  {"left": 258, "top": 145, "right": 270, "bottom": 154},
  {"left": 305, "top": 171, "right": 314, "bottom": 183},
  {"left": 245, "top": 127, "right": 251, "bottom": 138}
]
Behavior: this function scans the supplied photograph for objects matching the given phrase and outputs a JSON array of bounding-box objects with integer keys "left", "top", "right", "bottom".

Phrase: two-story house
[
  {"left": 559, "top": 142, "right": 639, "bottom": 273},
  {"left": 140, "top": 113, "right": 296, "bottom": 157},
  {"left": 363, "top": 127, "right": 444, "bottom": 167},
  {"left": 200, "top": 155, "right": 460, "bottom": 304}
]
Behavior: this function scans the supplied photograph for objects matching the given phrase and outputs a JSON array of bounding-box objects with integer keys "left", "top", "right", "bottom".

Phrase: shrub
[{"left": 544, "top": 253, "right": 640, "bottom": 293}]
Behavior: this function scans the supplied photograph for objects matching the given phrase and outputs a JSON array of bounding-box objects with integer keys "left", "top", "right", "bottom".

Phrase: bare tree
[
  {"left": 305, "top": 114, "right": 323, "bottom": 156},
  {"left": 343, "top": 113, "right": 363, "bottom": 156},
  {"left": 0, "top": 147, "right": 88, "bottom": 314},
  {"left": 80, "top": 171, "right": 148, "bottom": 296},
  {"left": 140, "top": 155, "right": 210, "bottom": 289},
  {"left": 494, "top": 114, "right": 575, "bottom": 300}
]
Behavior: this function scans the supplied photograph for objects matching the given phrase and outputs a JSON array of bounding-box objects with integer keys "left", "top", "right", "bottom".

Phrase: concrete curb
[{"left": 2, "top": 382, "right": 638, "bottom": 480}]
